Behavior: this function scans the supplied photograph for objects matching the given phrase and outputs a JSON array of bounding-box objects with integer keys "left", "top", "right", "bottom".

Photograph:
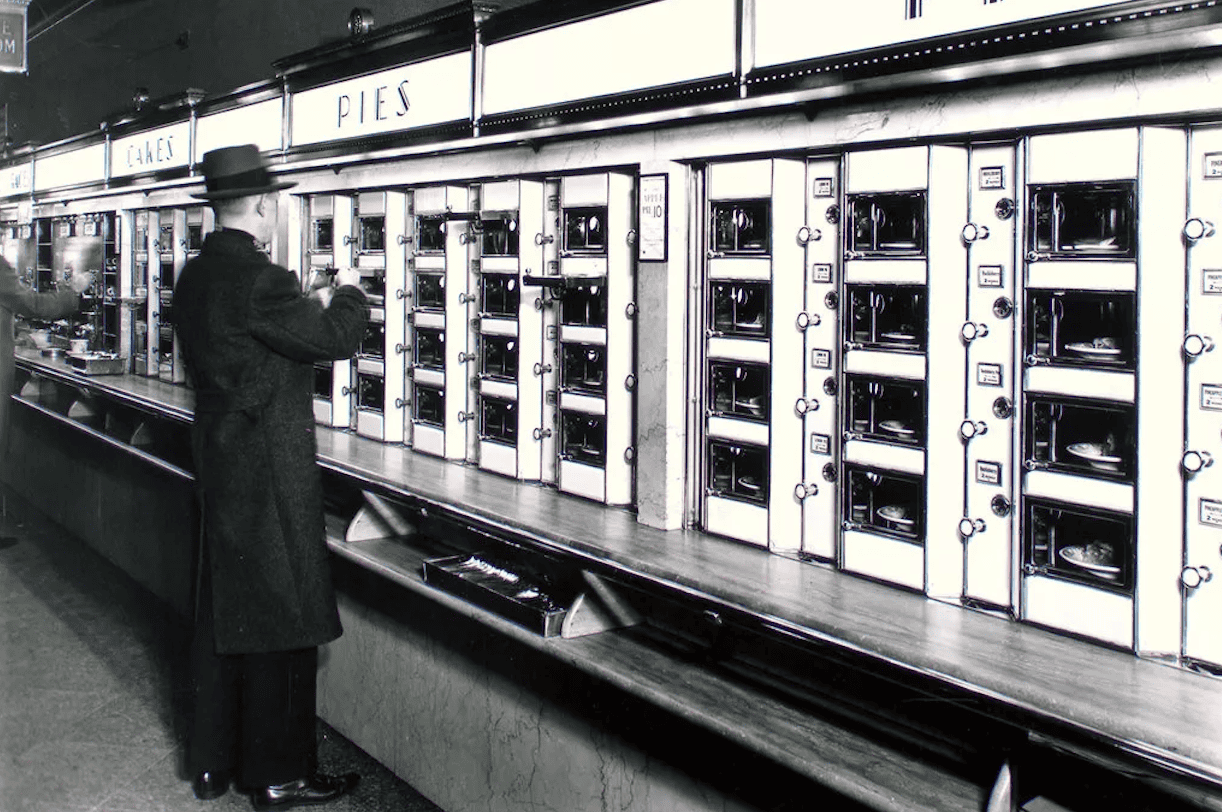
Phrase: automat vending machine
[{"left": 306, "top": 194, "right": 354, "bottom": 427}]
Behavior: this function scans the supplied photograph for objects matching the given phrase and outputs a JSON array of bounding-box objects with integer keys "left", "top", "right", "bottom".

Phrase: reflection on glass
[
  {"left": 1026, "top": 398, "right": 1134, "bottom": 479},
  {"left": 847, "top": 285, "right": 926, "bottom": 349},
  {"left": 187, "top": 224, "right": 204, "bottom": 252},
  {"left": 414, "top": 385, "right": 444, "bottom": 426},
  {"left": 314, "top": 364, "right": 332, "bottom": 398},
  {"left": 481, "top": 397, "right": 517, "bottom": 444},
  {"left": 414, "top": 328, "right": 444, "bottom": 369},
  {"left": 844, "top": 466, "right": 924, "bottom": 541},
  {"left": 847, "top": 193, "right": 926, "bottom": 255},
  {"left": 415, "top": 273, "right": 445, "bottom": 309},
  {"left": 360, "top": 272, "right": 386, "bottom": 303},
  {"left": 359, "top": 321, "right": 384, "bottom": 358},
  {"left": 417, "top": 215, "right": 447, "bottom": 252},
  {"left": 710, "top": 362, "right": 769, "bottom": 422},
  {"left": 359, "top": 216, "right": 385, "bottom": 252},
  {"left": 560, "top": 280, "right": 608, "bottom": 327},
  {"left": 563, "top": 207, "right": 607, "bottom": 253},
  {"left": 312, "top": 218, "right": 334, "bottom": 252},
  {"left": 482, "top": 335, "right": 518, "bottom": 380},
  {"left": 357, "top": 373, "right": 383, "bottom": 411},
  {"left": 1026, "top": 291, "right": 1134, "bottom": 368},
  {"left": 711, "top": 201, "right": 770, "bottom": 254},
  {"left": 1030, "top": 183, "right": 1135, "bottom": 257},
  {"left": 708, "top": 441, "right": 768, "bottom": 504},
  {"left": 481, "top": 274, "right": 519, "bottom": 316},
  {"left": 711, "top": 281, "right": 769, "bottom": 337},
  {"left": 561, "top": 344, "right": 606, "bottom": 395},
  {"left": 1026, "top": 501, "right": 1132, "bottom": 589},
  {"left": 481, "top": 213, "right": 519, "bottom": 257},
  {"left": 846, "top": 376, "right": 925, "bottom": 445},
  {"left": 561, "top": 411, "right": 606, "bottom": 466}
]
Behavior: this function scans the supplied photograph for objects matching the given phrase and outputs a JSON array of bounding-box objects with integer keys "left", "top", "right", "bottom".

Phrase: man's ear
[{"left": 254, "top": 194, "right": 267, "bottom": 217}]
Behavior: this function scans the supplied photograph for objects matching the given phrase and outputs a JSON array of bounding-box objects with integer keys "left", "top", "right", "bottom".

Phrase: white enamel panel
[
  {"left": 560, "top": 392, "right": 606, "bottom": 416},
  {"left": 559, "top": 325, "right": 607, "bottom": 346},
  {"left": 843, "top": 440, "right": 925, "bottom": 477},
  {"left": 707, "top": 416, "right": 770, "bottom": 447},
  {"left": 1026, "top": 262, "right": 1136, "bottom": 292},
  {"left": 708, "top": 337, "right": 769, "bottom": 364},
  {"left": 479, "top": 379, "right": 517, "bottom": 400},
  {"left": 356, "top": 410, "right": 385, "bottom": 440},
  {"left": 559, "top": 459, "right": 606, "bottom": 502},
  {"left": 479, "top": 317, "right": 517, "bottom": 337},
  {"left": 708, "top": 160, "right": 774, "bottom": 200},
  {"left": 846, "top": 147, "right": 929, "bottom": 193},
  {"left": 479, "top": 441, "right": 518, "bottom": 478},
  {"left": 481, "top": 180, "right": 520, "bottom": 212},
  {"left": 413, "top": 368, "right": 445, "bottom": 388},
  {"left": 708, "top": 257, "right": 771, "bottom": 280},
  {"left": 706, "top": 496, "right": 769, "bottom": 547},
  {"left": 1028, "top": 129, "right": 1139, "bottom": 182},
  {"left": 1024, "top": 471, "right": 1134, "bottom": 514},
  {"left": 1023, "top": 575, "right": 1134, "bottom": 649},
  {"left": 842, "top": 531, "right": 925, "bottom": 591},
  {"left": 413, "top": 424, "right": 445, "bottom": 458},
  {"left": 559, "top": 256, "right": 607, "bottom": 277},
  {"left": 1024, "top": 367, "right": 1134, "bottom": 403},
  {"left": 843, "top": 259, "right": 927, "bottom": 285},
  {"left": 479, "top": 256, "right": 519, "bottom": 273},
  {"left": 413, "top": 311, "right": 445, "bottom": 330},
  {"left": 843, "top": 349, "right": 926, "bottom": 380}
]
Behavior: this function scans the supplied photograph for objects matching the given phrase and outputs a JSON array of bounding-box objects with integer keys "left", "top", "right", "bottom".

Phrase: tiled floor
[{"left": 0, "top": 488, "right": 442, "bottom": 812}]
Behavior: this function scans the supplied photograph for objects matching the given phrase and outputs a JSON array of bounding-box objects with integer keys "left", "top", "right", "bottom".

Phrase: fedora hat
[{"left": 191, "top": 144, "right": 296, "bottom": 200}]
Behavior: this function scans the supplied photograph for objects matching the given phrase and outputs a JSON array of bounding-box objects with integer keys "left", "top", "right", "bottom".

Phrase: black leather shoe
[
  {"left": 192, "top": 770, "right": 230, "bottom": 800},
  {"left": 249, "top": 773, "right": 359, "bottom": 809}
]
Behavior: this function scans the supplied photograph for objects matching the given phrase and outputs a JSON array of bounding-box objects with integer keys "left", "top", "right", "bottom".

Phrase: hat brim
[{"left": 190, "top": 179, "right": 297, "bottom": 200}]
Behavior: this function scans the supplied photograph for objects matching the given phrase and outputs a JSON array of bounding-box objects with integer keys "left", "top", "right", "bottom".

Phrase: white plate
[
  {"left": 880, "top": 331, "right": 917, "bottom": 343},
  {"left": 878, "top": 419, "right": 916, "bottom": 437},
  {"left": 1066, "top": 442, "right": 1122, "bottom": 471},
  {"left": 1060, "top": 544, "right": 1121, "bottom": 579},
  {"left": 1064, "top": 341, "right": 1122, "bottom": 358},
  {"left": 876, "top": 504, "right": 915, "bottom": 528}
]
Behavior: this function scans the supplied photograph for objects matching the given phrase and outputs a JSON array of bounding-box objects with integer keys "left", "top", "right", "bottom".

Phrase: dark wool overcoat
[
  {"left": 172, "top": 228, "right": 367, "bottom": 655},
  {"left": 0, "top": 256, "right": 79, "bottom": 453}
]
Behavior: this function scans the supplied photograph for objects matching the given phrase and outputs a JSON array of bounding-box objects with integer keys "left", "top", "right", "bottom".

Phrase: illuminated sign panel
[
  {"left": 34, "top": 143, "right": 106, "bottom": 191},
  {"left": 290, "top": 51, "right": 472, "bottom": 147},
  {"left": 0, "top": 161, "right": 31, "bottom": 198},
  {"left": 0, "top": 4, "right": 27, "bottom": 74},
  {"left": 483, "top": 0, "right": 735, "bottom": 116},
  {"left": 110, "top": 121, "right": 190, "bottom": 178},
  {"left": 754, "top": 0, "right": 1125, "bottom": 67},
  {"left": 197, "top": 99, "right": 282, "bottom": 157}
]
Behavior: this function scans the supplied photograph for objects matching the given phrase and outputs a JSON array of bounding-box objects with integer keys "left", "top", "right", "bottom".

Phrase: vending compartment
[
  {"left": 480, "top": 273, "right": 519, "bottom": 317},
  {"left": 309, "top": 196, "right": 334, "bottom": 252},
  {"left": 481, "top": 335, "right": 518, "bottom": 381},
  {"left": 560, "top": 278, "right": 608, "bottom": 327},
  {"left": 710, "top": 281, "right": 769, "bottom": 338},
  {"left": 562, "top": 206, "right": 607, "bottom": 254},
  {"left": 1025, "top": 291, "right": 1134, "bottom": 369},
  {"left": 711, "top": 200, "right": 770, "bottom": 255},
  {"left": 414, "top": 327, "right": 445, "bottom": 370},
  {"left": 356, "top": 372, "right": 384, "bottom": 413},
  {"left": 844, "top": 466, "right": 924, "bottom": 541},
  {"left": 708, "top": 440, "right": 769, "bottom": 505},
  {"left": 415, "top": 272, "right": 445, "bottom": 310},
  {"left": 186, "top": 210, "right": 205, "bottom": 252},
  {"left": 1025, "top": 499, "right": 1133, "bottom": 590},
  {"left": 560, "top": 411, "right": 607, "bottom": 466},
  {"left": 480, "top": 396, "right": 518, "bottom": 445},
  {"left": 1029, "top": 182, "right": 1136, "bottom": 258},
  {"left": 481, "top": 212, "right": 520, "bottom": 257},
  {"left": 1025, "top": 397, "right": 1134, "bottom": 480},
  {"left": 314, "top": 364, "right": 332, "bottom": 399},
  {"left": 414, "top": 384, "right": 445, "bottom": 426},
  {"left": 847, "top": 192, "right": 926, "bottom": 256},
  {"left": 846, "top": 375, "right": 926, "bottom": 446},
  {"left": 560, "top": 344, "right": 606, "bottom": 395},
  {"left": 359, "top": 320, "right": 385, "bottom": 359},
  {"left": 846, "top": 285, "right": 927, "bottom": 351},
  {"left": 709, "top": 361, "right": 769, "bottom": 422},
  {"left": 416, "top": 214, "right": 447, "bottom": 253},
  {"left": 357, "top": 213, "right": 385, "bottom": 254},
  {"left": 359, "top": 270, "right": 386, "bottom": 305}
]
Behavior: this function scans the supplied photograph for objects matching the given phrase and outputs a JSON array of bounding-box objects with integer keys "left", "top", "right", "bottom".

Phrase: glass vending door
[{"left": 306, "top": 194, "right": 354, "bottom": 428}]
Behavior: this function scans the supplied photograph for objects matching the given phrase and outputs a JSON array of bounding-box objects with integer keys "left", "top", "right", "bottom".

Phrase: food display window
[
  {"left": 414, "top": 385, "right": 445, "bottom": 427},
  {"left": 846, "top": 285, "right": 926, "bottom": 351},
  {"left": 481, "top": 212, "right": 519, "bottom": 256},
  {"left": 1024, "top": 500, "right": 1133, "bottom": 590},
  {"left": 709, "top": 361, "right": 769, "bottom": 422},
  {"left": 360, "top": 320, "right": 385, "bottom": 360},
  {"left": 481, "top": 335, "right": 518, "bottom": 381},
  {"left": 480, "top": 273, "right": 519, "bottom": 317},
  {"left": 710, "top": 281, "right": 769, "bottom": 338},
  {"left": 710, "top": 201, "right": 770, "bottom": 254},
  {"left": 844, "top": 466, "right": 924, "bottom": 541},
  {"left": 562, "top": 207, "right": 607, "bottom": 254},
  {"left": 560, "top": 344, "right": 606, "bottom": 395},
  {"left": 311, "top": 203, "right": 334, "bottom": 252},
  {"left": 414, "top": 327, "right": 445, "bottom": 370},
  {"left": 846, "top": 192, "right": 926, "bottom": 257},
  {"left": 560, "top": 411, "right": 607, "bottom": 467},
  {"left": 356, "top": 372, "right": 384, "bottom": 412},
  {"left": 1025, "top": 291, "right": 1135, "bottom": 369},
  {"left": 416, "top": 215, "right": 447, "bottom": 253},
  {"left": 845, "top": 376, "right": 926, "bottom": 446},
  {"left": 480, "top": 397, "right": 518, "bottom": 445},
  {"left": 358, "top": 208, "right": 386, "bottom": 253},
  {"left": 1029, "top": 182, "right": 1136, "bottom": 259},
  {"left": 415, "top": 272, "right": 445, "bottom": 309},
  {"left": 1025, "top": 398, "right": 1134, "bottom": 480},
  {"left": 559, "top": 278, "right": 608, "bottom": 327},
  {"left": 708, "top": 440, "right": 769, "bottom": 505},
  {"left": 314, "top": 365, "right": 332, "bottom": 399}
]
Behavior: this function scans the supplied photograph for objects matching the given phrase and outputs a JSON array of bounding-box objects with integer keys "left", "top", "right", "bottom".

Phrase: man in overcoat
[{"left": 172, "top": 145, "right": 367, "bottom": 808}]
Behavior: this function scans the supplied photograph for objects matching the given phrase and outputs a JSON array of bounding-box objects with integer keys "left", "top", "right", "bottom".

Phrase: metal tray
[
  {"left": 67, "top": 352, "right": 127, "bottom": 376},
  {"left": 422, "top": 553, "right": 570, "bottom": 637}
]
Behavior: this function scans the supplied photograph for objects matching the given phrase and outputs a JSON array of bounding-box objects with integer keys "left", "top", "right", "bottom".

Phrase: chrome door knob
[
  {"left": 1182, "top": 450, "right": 1214, "bottom": 474},
  {"left": 1184, "top": 334, "right": 1215, "bottom": 358},
  {"left": 457, "top": 351, "right": 477, "bottom": 363},
  {"left": 534, "top": 233, "right": 554, "bottom": 246},
  {"left": 1182, "top": 565, "right": 1214, "bottom": 589},
  {"left": 1184, "top": 218, "right": 1216, "bottom": 242},
  {"left": 532, "top": 362, "right": 553, "bottom": 375},
  {"left": 394, "top": 343, "right": 408, "bottom": 354},
  {"left": 395, "top": 288, "right": 410, "bottom": 300},
  {"left": 457, "top": 410, "right": 475, "bottom": 423},
  {"left": 532, "top": 427, "right": 553, "bottom": 441},
  {"left": 457, "top": 292, "right": 476, "bottom": 304},
  {"left": 794, "top": 482, "right": 818, "bottom": 500},
  {"left": 795, "top": 397, "right": 819, "bottom": 415},
  {"left": 961, "top": 322, "right": 989, "bottom": 342},
  {"left": 960, "top": 420, "right": 988, "bottom": 440},
  {"left": 958, "top": 517, "right": 986, "bottom": 538},
  {"left": 961, "top": 223, "right": 990, "bottom": 243},
  {"left": 796, "top": 225, "right": 821, "bottom": 244},
  {"left": 796, "top": 312, "right": 821, "bottom": 330}
]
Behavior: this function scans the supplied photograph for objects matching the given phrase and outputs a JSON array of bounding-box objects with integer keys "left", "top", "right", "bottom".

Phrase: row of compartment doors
[
  {"left": 296, "top": 173, "right": 637, "bottom": 507},
  {"left": 698, "top": 128, "right": 1221, "bottom": 669}
]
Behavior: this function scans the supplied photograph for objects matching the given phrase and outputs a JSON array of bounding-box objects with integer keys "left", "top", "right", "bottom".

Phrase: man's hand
[
  {"left": 68, "top": 269, "right": 95, "bottom": 294},
  {"left": 334, "top": 267, "right": 360, "bottom": 289}
]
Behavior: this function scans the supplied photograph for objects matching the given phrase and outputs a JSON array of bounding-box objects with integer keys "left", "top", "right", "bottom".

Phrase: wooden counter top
[{"left": 15, "top": 351, "right": 1222, "bottom": 802}]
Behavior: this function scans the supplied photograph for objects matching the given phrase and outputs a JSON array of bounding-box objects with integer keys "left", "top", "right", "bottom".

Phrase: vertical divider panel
[
  {"left": 444, "top": 186, "right": 473, "bottom": 460},
  {"left": 605, "top": 172, "right": 637, "bottom": 506},
  {"left": 384, "top": 190, "right": 409, "bottom": 445},
  {"left": 518, "top": 180, "right": 545, "bottom": 482},
  {"left": 331, "top": 195, "right": 355, "bottom": 429}
]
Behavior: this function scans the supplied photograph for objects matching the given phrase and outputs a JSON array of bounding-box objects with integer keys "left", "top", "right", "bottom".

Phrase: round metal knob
[
  {"left": 796, "top": 312, "right": 821, "bottom": 330},
  {"left": 457, "top": 410, "right": 475, "bottom": 423},
  {"left": 624, "top": 374, "right": 636, "bottom": 391},
  {"left": 960, "top": 420, "right": 988, "bottom": 440},
  {"left": 457, "top": 292, "right": 476, "bottom": 304},
  {"left": 532, "top": 427, "right": 553, "bottom": 441},
  {"left": 795, "top": 397, "right": 819, "bottom": 415},
  {"left": 1183, "top": 450, "right": 1214, "bottom": 474},
  {"left": 992, "top": 297, "right": 1014, "bottom": 319},
  {"left": 797, "top": 226, "right": 821, "bottom": 245},
  {"left": 534, "top": 233, "right": 554, "bottom": 246},
  {"left": 1182, "top": 565, "right": 1213, "bottom": 589},
  {"left": 958, "top": 517, "right": 986, "bottom": 538},
  {"left": 624, "top": 446, "right": 636, "bottom": 462},
  {"left": 961, "top": 322, "right": 989, "bottom": 342},
  {"left": 395, "top": 343, "right": 408, "bottom": 354},
  {"left": 625, "top": 302, "right": 637, "bottom": 318},
  {"left": 992, "top": 396, "right": 1013, "bottom": 420},
  {"left": 457, "top": 351, "right": 477, "bottom": 363},
  {"left": 341, "top": 386, "right": 352, "bottom": 396},
  {"left": 397, "top": 234, "right": 412, "bottom": 245},
  {"left": 626, "top": 229, "right": 637, "bottom": 246},
  {"left": 396, "top": 288, "right": 410, "bottom": 300},
  {"left": 794, "top": 482, "right": 818, "bottom": 500},
  {"left": 1184, "top": 334, "right": 1215, "bottom": 358},
  {"left": 961, "top": 223, "right": 990, "bottom": 243},
  {"left": 1184, "top": 218, "right": 1216, "bottom": 242},
  {"left": 394, "top": 398, "right": 408, "bottom": 408},
  {"left": 533, "top": 362, "right": 552, "bottom": 376},
  {"left": 343, "top": 235, "right": 357, "bottom": 245},
  {"left": 990, "top": 495, "right": 1012, "bottom": 517}
]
